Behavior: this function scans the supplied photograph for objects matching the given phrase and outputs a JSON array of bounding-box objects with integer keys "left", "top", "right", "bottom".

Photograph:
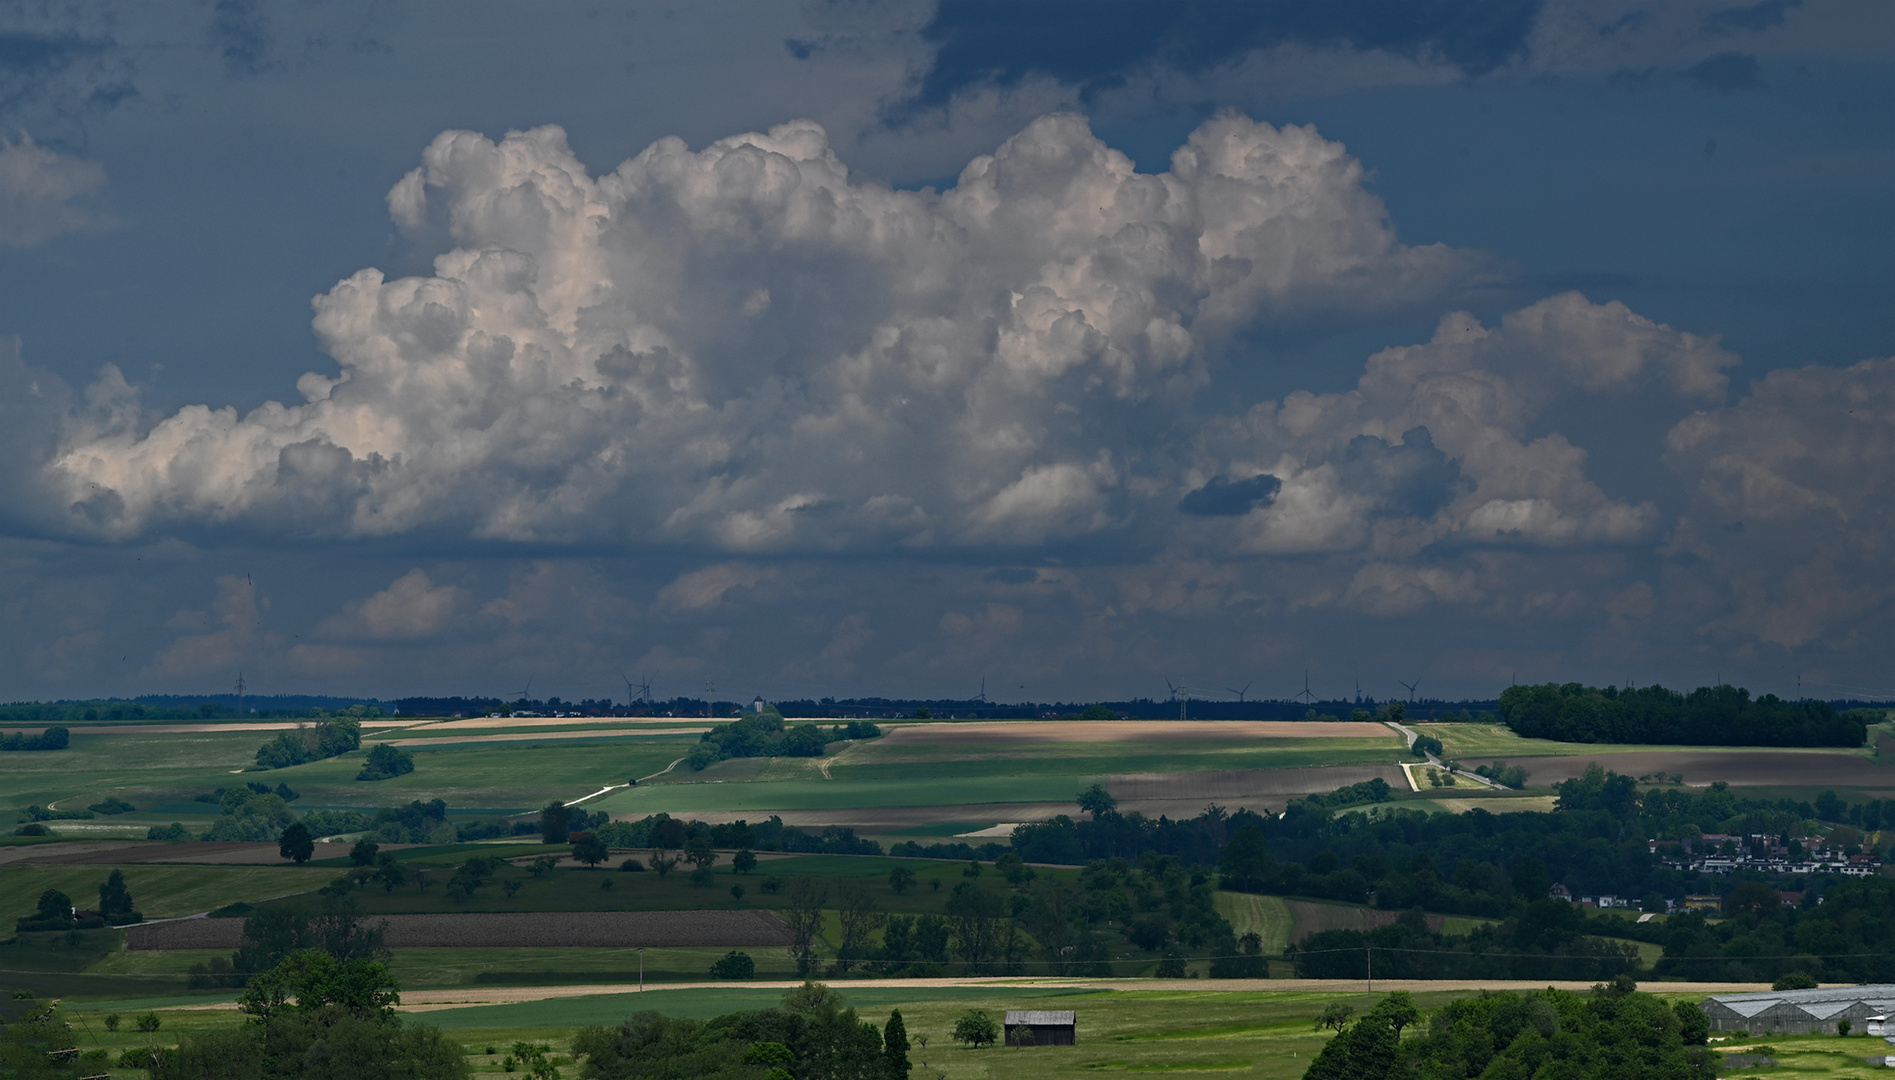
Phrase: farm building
[
  {"left": 1005, "top": 1010, "right": 1076, "bottom": 1046},
  {"left": 1703, "top": 986, "right": 1895, "bottom": 1034}
]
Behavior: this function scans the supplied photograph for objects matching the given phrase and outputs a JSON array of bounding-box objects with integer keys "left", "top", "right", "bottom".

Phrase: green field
[
  {"left": 0, "top": 864, "right": 335, "bottom": 925},
  {"left": 50, "top": 984, "right": 1828, "bottom": 1080},
  {"left": 0, "top": 726, "right": 696, "bottom": 830},
  {"left": 596, "top": 774, "right": 1097, "bottom": 815},
  {"left": 1424, "top": 722, "right": 1876, "bottom": 763},
  {"left": 831, "top": 737, "right": 1406, "bottom": 781},
  {"left": 1213, "top": 892, "right": 1293, "bottom": 954}
]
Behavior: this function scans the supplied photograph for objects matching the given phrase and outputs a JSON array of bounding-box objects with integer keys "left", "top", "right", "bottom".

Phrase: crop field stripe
[{"left": 1213, "top": 892, "right": 1292, "bottom": 955}]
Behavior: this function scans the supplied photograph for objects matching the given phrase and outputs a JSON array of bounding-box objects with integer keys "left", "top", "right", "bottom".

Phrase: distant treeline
[
  {"left": 1500, "top": 682, "right": 1868, "bottom": 747},
  {"left": 0, "top": 697, "right": 376, "bottom": 725},
  {"left": 594, "top": 812, "right": 883, "bottom": 857}
]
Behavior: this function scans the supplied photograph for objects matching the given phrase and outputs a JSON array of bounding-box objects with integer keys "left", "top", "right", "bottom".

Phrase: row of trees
[
  {"left": 1302, "top": 983, "right": 1715, "bottom": 1080},
  {"left": 1499, "top": 681, "right": 1867, "bottom": 746}
]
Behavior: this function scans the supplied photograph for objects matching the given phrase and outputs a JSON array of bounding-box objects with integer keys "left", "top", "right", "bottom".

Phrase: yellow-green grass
[
  {"left": 60, "top": 985, "right": 1817, "bottom": 1080},
  {"left": 1420, "top": 795, "right": 1558, "bottom": 814},
  {"left": 232, "top": 739, "right": 694, "bottom": 812},
  {"left": 2, "top": 733, "right": 695, "bottom": 829},
  {"left": 0, "top": 728, "right": 272, "bottom": 811},
  {"left": 1426, "top": 723, "right": 1876, "bottom": 762},
  {"left": 411, "top": 987, "right": 1490, "bottom": 1079},
  {"left": 594, "top": 774, "right": 1099, "bottom": 816},
  {"left": 0, "top": 864, "right": 334, "bottom": 924},
  {"left": 1213, "top": 892, "right": 1292, "bottom": 955},
  {"left": 831, "top": 737, "right": 1408, "bottom": 781}
]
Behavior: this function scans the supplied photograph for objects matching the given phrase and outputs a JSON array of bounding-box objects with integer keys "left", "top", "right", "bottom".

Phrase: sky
[{"left": 1, "top": 0, "right": 1892, "bottom": 705}]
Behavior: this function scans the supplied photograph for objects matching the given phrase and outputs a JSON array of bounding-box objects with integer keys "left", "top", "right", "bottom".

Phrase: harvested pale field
[
  {"left": 1474, "top": 751, "right": 1893, "bottom": 788},
  {"left": 127, "top": 909, "right": 793, "bottom": 951},
  {"left": 0, "top": 841, "right": 371, "bottom": 865},
  {"left": 1283, "top": 899, "right": 1443, "bottom": 942},
  {"left": 877, "top": 720, "right": 1394, "bottom": 745}
]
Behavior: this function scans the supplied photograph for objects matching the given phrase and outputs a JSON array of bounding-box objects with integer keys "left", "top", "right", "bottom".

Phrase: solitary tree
[
  {"left": 1316, "top": 1003, "right": 1354, "bottom": 1032},
  {"left": 97, "top": 869, "right": 135, "bottom": 919},
  {"left": 884, "top": 1009, "right": 912, "bottom": 1077},
  {"left": 733, "top": 848, "right": 759, "bottom": 875},
  {"left": 278, "top": 822, "right": 315, "bottom": 864},
  {"left": 571, "top": 831, "right": 609, "bottom": 868},
  {"left": 888, "top": 866, "right": 916, "bottom": 894},
  {"left": 1076, "top": 783, "right": 1117, "bottom": 819},
  {"left": 539, "top": 802, "right": 571, "bottom": 844},
  {"left": 349, "top": 839, "right": 380, "bottom": 866},
  {"left": 951, "top": 1010, "right": 998, "bottom": 1049}
]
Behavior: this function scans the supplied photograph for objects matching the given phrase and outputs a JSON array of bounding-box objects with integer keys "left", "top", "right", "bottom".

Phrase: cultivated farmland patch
[
  {"left": 1283, "top": 899, "right": 1443, "bottom": 942},
  {"left": 1103, "top": 766, "right": 1408, "bottom": 802},
  {"left": 877, "top": 720, "right": 1395, "bottom": 744},
  {"left": 1471, "top": 752, "right": 1892, "bottom": 788},
  {"left": 126, "top": 909, "right": 793, "bottom": 950}
]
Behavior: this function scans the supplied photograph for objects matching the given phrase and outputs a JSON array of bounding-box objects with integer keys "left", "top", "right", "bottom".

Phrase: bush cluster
[
  {"left": 0, "top": 726, "right": 68, "bottom": 751},
  {"left": 255, "top": 717, "right": 362, "bottom": 769}
]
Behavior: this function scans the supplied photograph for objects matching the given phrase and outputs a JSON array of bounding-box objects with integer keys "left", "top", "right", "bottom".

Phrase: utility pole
[
  {"left": 638, "top": 947, "right": 645, "bottom": 991},
  {"left": 1366, "top": 945, "right": 1373, "bottom": 994}
]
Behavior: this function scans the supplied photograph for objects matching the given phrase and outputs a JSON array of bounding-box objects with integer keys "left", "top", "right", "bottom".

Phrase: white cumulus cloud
[{"left": 42, "top": 112, "right": 1501, "bottom": 551}]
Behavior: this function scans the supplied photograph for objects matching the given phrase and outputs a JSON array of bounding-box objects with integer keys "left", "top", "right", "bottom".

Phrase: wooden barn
[{"left": 1004, "top": 1010, "right": 1076, "bottom": 1046}]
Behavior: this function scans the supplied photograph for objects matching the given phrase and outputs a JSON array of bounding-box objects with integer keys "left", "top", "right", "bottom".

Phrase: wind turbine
[
  {"left": 974, "top": 677, "right": 988, "bottom": 703},
  {"left": 513, "top": 677, "right": 533, "bottom": 702},
  {"left": 1226, "top": 680, "right": 1253, "bottom": 703},
  {"left": 1400, "top": 677, "right": 1421, "bottom": 704},
  {"left": 620, "top": 671, "right": 653, "bottom": 710},
  {"left": 1296, "top": 670, "right": 1315, "bottom": 706}
]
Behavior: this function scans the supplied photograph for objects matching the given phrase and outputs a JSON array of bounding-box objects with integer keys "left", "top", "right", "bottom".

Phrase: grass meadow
[
  {"left": 53, "top": 985, "right": 1857, "bottom": 1080},
  {"left": 1424, "top": 722, "right": 1879, "bottom": 763},
  {"left": 0, "top": 727, "right": 697, "bottom": 836},
  {"left": 0, "top": 864, "right": 336, "bottom": 925}
]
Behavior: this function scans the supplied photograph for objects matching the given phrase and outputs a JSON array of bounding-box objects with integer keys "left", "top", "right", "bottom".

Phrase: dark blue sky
[{"left": 0, "top": 0, "right": 1891, "bottom": 703}]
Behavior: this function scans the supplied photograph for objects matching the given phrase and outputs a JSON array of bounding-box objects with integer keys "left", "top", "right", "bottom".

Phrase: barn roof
[{"left": 1005, "top": 1010, "right": 1075, "bottom": 1026}]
